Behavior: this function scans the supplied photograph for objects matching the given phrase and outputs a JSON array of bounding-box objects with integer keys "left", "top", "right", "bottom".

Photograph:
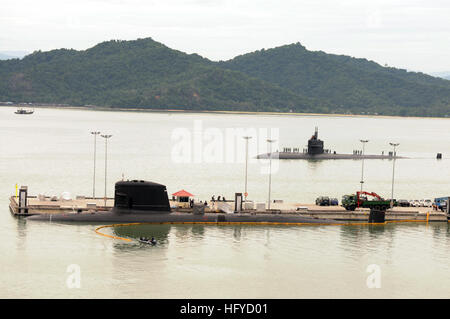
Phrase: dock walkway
[
  {"left": 10, "top": 195, "right": 447, "bottom": 222},
  {"left": 9, "top": 196, "right": 114, "bottom": 215}
]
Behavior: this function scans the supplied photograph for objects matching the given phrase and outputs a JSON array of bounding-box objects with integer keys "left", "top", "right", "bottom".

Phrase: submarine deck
[{"left": 257, "top": 152, "right": 406, "bottom": 160}]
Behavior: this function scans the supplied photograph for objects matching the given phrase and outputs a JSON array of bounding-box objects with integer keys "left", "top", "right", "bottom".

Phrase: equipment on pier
[
  {"left": 341, "top": 191, "right": 390, "bottom": 223},
  {"left": 171, "top": 189, "right": 194, "bottom": 208},
  {"left": 60, "top": 191, "right": 72, "bottom": 201},
  {"left": 341, "top": 191, "right": 394, "bottom": 211}
]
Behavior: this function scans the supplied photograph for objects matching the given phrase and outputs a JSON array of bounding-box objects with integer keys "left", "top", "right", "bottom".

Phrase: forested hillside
[
  {"left": 1, "top": 37, "right": 450, "bottom": 116},
  {"left": 0, "top": 38, "right": 325, "bottom": 112},
  {"left": 220, "top": 43, "right": 450, "bottom": 116}
]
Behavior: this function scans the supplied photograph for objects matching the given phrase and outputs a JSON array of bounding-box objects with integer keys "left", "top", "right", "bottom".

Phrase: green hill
[
  {"left": 220, "top": 43, "right": 450, "bottom": 116},
  {"left": 0, "top": 38, "right": 324, "bottom": 113},
  {"left": 1, "top": 37, "right": 450, "bottom": 116}
]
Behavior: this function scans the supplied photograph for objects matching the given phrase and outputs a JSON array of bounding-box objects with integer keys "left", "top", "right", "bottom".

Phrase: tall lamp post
[
  {"left": 360, "top": 139, "right": 369, "bottom": 193},
  {"left": 101, "top": 134, "right": 113, "bottom": 207},
  {"left": 243, "top": 136, "right": 252, "bottom": 201},
  {"left": 389, "top": 142, "right": 400, "bottom": 208},
  {"left": 267, "top": 139, "right": 276, "bottom": 210},
  {"left": 90, "top": 131, "right": 101, "bottom": 198}
]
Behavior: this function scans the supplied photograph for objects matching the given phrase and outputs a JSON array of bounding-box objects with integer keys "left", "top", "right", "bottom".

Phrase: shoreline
[{"left": 1, "top": 103, "right": 449, "bottom": 120}]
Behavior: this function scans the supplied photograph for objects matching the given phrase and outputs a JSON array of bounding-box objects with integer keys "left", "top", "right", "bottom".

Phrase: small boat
[
  {"left": 15, "top": 108, "right": 34, "bottom": 115},
  {"left": 139, "top": 237, "right": 157, "bottom": 245}
]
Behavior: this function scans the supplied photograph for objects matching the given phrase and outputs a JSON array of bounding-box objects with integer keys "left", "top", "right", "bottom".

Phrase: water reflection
[
  {"left": 173, "top": 225, "right": 190, "bottom": 239},
  {"left": 191, "top": 225, "right": 205, "bottom": 238},
  {"left": 264, "top": 228, "right": 271, "bottom": 247},
  {"left": 367, "top": 224, "right": 386, "bottom": 235},
  {"left": 113, "top": 224, "right": 171, "bottom": 243},
  {"left": 306, "top": 159, "right": 322, "bottom": 169},
  {"left": 110, "top": 224, "right": 171, "bottom": 252},
  {"left": 15, "top": 217, "right": 28, "bottom": 250},
  {"left": 233, "top": 227, "right": 241, "bottom": 241},
  {"left": 338, "top": 224, "right": 397, "bottom": 263},
  {"left": 446, "top": 224, "right": 450, "bottom": 236}
]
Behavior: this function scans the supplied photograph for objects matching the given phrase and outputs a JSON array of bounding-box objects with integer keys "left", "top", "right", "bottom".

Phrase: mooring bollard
[
  {"left": 234, "top": 192, "right": 243, "bottom": 213},
  {"left": 446, "top": 199, "right": 450, "bottom": 222},
  {"left": 368, "top": 208, "right": 386, "bottom": 223},
  {"left": 192, "top": 203, "right": 205, "bottom": 215},
  {"left": 18, "top": 186, "right": 28, "bottom": 214}
]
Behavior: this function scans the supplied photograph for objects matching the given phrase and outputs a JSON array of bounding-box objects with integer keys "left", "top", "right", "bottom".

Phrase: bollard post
[
  {"left": 192, "top": 203, "right": 205, "bottom": 215},
  {"left": 18, "top": 186, "right": 28, "bottom": 214},
  {"left": 368, "top": 208, "right": 386, "bottom": 223},
  {"left": 446, "top": 199, "right": 450, "bottom": 221},
  {"left": 234, "top": 193, "right": 243, "bottom": 213}
]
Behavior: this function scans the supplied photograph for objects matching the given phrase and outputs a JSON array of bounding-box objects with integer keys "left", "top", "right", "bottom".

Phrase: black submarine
[
  {"left": 257, "top": 127, "right": 404, "bottom": 160},
  {"left": 25, "top": 180, "right": 341, "bottom": 224}
]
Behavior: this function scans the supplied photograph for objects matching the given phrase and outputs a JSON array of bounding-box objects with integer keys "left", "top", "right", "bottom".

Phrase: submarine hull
[
  {"left": 257, "top": 152, "right": 405, "bottom": 160},
  {"left": 26, "top": 209, "right": 343, "bottom": 224},
  {"left": 23, "top": 180, "right": 344, "bottom": 224}
]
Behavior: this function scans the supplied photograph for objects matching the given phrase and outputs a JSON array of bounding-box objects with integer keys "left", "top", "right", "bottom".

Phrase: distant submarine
[
  {"left": 257, "top": 127, "right": 404, "bottom": 160},
  {"left": 26, "top": 180, "right": 342, "bottom": 224}
]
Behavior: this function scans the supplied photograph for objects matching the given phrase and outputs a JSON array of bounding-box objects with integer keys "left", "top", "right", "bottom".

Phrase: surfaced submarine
[{"left": 27, "top": 180, "right": 342, "bottom": 224}]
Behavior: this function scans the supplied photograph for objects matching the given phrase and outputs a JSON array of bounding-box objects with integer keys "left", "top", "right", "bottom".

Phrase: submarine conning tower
[
  {"left": 307, "top": 127, "right": 324, "bottom": 155},
  {"left": 114, "top": 180, "right": 171, "bottom": 213}
]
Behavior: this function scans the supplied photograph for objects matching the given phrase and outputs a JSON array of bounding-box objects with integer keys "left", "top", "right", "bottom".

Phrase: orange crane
[{"left": 356, "top": 191, "right": 383, "bottom": 207}]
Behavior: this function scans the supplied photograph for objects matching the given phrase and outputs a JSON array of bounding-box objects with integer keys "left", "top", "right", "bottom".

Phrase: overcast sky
[{"left": 1, "top": 0, "right": 450, "bottom": 73}]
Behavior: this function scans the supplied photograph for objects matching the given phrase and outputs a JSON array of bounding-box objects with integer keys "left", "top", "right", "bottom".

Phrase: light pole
[
  {"left": 360, "top": 139, "right": 369, "bottom": 193},
  {"left": 389, "top": 142, "right": 399, "bottom": 208},
  {"left": 267, "top": 139, "right": 276, "bottom": 210},
  {"left": 101, "top": 134, "right": 113, "bottom": 207},
  {"left": 90, "top": 131, "right": 101, "bottom": 198},
  {"left": 243, "top": 136, "right": 252, "bottom": 201}
]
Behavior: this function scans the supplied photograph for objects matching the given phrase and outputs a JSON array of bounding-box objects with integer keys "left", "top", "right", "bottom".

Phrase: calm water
[{"left": 1, "top": 106, "right": 450, "bottom": 298}]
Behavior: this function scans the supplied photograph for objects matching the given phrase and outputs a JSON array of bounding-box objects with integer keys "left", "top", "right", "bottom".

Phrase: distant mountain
[
  {"left": 220, "top": 43, "right": 450, "bottom": 116},
  {"left": 1, "top": 38, "right": 450, "bottom": 117},
  {"left": 0, "top": 39, "right": 327, "bottom": 113}
]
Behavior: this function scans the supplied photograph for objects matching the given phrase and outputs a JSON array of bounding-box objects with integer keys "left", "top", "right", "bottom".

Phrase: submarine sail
[{"left": 114, "top": 180, "right": 170, "bottom": 212}]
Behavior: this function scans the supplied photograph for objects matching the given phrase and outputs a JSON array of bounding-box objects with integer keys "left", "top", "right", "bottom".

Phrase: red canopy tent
[
  {"left": 172, "top": 190, "right": 194, "bottom": 197},
  {"left": 172, "top": 189, "right": 194, "bottom": 203}
]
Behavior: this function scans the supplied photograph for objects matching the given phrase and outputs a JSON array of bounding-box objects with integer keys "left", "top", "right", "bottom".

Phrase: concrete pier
[
  {"left": 8, "top": 195, "right": 215, "bottom": 216},
  {"left": 10, "top": 195, "right": 444, "bottom": 222},
  {"left": 9, "top": 195, "right": 114, "bottom": 216},
  {"left": 209, "top": 201, "right": 445, "bottom": 222}
]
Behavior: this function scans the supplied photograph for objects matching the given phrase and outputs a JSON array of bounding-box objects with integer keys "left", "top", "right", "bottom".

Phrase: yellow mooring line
[
  {"left": 95, "top": 224, "right": 133, "bottom": 242},
  {"left": 94, "top": 219, "right": 433, "bottom": 243}
]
